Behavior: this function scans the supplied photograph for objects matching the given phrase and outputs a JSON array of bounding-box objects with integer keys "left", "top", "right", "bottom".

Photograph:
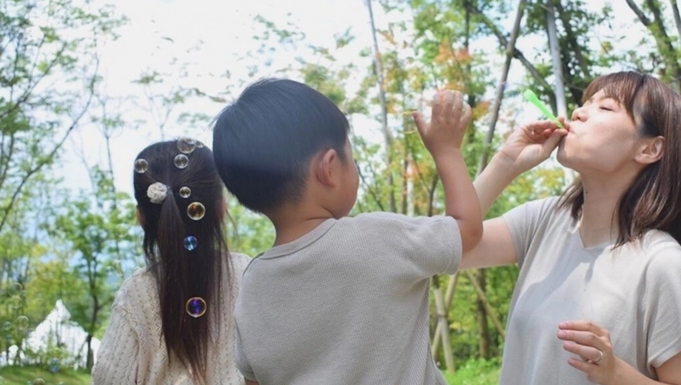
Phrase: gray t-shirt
[
  {"left": 501, "top": 197, "right": 681, "bottom": 384},
  {"left": 234, "top": 212, "right": 462, "bottom": 385}
]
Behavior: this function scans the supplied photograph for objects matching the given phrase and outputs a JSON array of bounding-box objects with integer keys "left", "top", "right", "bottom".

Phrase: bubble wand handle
[{"left": 523, "top": 89, "right": 565, "bottom": 129}]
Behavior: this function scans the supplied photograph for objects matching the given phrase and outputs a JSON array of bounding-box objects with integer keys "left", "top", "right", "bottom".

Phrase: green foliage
[
  {"left": 226, "top": 199, "right": 274, "bottom": 258},
  {"left": 41, "top": 167, "right": 137, "bottom": 369},
  {"left": 0, "top": 0, "right": 126, "bottom": 235},
  {"left": 2, "top": 0, "right": 678, "bottom": 377},
  {"left": 0, "top": 365, "right": 91, "bottom": 385},
  {"left": 441, "top": 358, "right": 501, "bottom": 385}
]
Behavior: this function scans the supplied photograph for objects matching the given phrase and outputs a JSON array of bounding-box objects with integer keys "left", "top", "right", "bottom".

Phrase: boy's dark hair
[
  {"left": 133, "top": 139, "right": 230, "bottom": 384},
  {"left": 212, "top": 78, "right": 350, "bottom": 213}
]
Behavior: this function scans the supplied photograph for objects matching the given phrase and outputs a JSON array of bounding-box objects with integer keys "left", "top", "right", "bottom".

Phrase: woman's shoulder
[
  {"left": 638, "top": 230, "right": 681, "bottom": 260},
  {"left": 618, "top": 231, "right": 681, "bottom": 280}
]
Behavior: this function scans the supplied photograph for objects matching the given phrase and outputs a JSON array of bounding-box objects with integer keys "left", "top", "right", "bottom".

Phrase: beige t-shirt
[
  {"left": 234, "top": 212, "right": 462, "bottom": 385},
  {"left": 91, "top": 252, "right": 250, "bottom": 385},
  {"left": 501, "top": 197, "right": 681, "bottom": 384}
]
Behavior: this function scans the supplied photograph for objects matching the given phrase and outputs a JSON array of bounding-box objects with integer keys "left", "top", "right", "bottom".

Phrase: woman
[
  {"left": 92, "top": 138, "right": 249, "bottom": 384},
  {"left": 463, "top": 71, "right": 681, "bottom": 384}
]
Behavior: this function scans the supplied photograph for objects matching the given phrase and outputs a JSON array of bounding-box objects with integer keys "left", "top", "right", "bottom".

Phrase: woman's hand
[
  {"left": 557, "top": 321, "right": 620, "bottom": 385},
  {"left": 495, "top": 118, "right": 568, "bottom": 175}
]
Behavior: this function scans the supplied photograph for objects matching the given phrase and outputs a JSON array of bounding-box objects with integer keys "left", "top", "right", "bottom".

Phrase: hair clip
[{"left": 147, "top": 182, "right": 168, "bottom": 204}]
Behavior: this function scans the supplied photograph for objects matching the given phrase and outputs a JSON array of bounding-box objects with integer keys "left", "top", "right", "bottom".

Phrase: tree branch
[{"left": 467, "top": 2, "right": 556, "bottom": 108}]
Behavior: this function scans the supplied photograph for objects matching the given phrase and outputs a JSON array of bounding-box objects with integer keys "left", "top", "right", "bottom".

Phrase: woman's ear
[{"left": 635, "top": 136, "right": 664, "bottom": 164}]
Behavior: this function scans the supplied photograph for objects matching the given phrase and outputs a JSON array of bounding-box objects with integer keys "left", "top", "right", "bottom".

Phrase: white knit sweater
[{"left": 92, "top": 253, "right": 250, "bottom": 385}]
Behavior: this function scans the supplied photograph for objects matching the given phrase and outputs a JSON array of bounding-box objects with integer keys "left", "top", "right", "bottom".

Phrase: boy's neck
[{"left": 268, "top": 204, "right": 336, "bottom": 247}]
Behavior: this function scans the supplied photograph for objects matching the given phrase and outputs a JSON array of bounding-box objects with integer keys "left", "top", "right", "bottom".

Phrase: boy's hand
[{"left": 413, "top": 90, "right": 472, "bottom": 156}]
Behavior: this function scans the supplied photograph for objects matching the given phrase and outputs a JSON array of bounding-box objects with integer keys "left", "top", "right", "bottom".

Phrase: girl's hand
[{"left": 495, "top": 117, "right": 568, "bottom": 175}]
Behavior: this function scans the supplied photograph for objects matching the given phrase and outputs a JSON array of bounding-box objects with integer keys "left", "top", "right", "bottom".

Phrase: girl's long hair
[{"left": 133, "top": 139, "right": 229, "bottom": 383}]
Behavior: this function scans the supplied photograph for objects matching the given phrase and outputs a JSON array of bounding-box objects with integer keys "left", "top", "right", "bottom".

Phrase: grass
[
  {"left": 0, "top": 362, "right": 500, "bottom": 385},
  {"left": 441, "top": 358, "right": 501, "bottom": 385},
  {"left": 0, "top": 366, "right": 91, "bottom": 385}
]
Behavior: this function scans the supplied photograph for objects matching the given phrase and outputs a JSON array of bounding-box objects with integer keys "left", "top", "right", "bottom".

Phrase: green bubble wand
[{"left": 522, "top": 89, "right": 565, "bottom": 129}]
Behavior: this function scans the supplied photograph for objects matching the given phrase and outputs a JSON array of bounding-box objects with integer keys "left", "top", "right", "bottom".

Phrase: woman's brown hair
[
  {"left": 133, "top": 139, "right": 229, "bottom": 383},
  {"left": 559, "top": 71, "right": 681, "bottom": 246}
]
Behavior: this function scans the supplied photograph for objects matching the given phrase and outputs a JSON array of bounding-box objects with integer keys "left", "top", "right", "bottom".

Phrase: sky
[
  {"left": 62, "top": 0, "right": 380, "bottom": 196},
  {"left": 59, "top": 0, "right": 644, "bottom": 197}
]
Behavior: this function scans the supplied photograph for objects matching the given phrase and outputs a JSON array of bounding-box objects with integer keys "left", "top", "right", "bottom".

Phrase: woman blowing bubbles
[{"left": 462, "top": 71, "right": 681, "bottom": 384}]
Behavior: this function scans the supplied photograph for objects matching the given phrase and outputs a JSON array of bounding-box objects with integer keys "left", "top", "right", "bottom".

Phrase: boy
[{"left": 212, "top": 78, "right": 482, "bottom": 385}]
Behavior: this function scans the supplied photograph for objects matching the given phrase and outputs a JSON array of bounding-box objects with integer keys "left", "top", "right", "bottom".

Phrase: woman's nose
[{"left": 571, "top": 106, "right": 585, "bottom": 121}]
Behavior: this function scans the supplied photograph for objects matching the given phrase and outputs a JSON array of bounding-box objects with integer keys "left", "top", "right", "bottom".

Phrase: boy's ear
[{"left": 315, "top": 148, "right": 339, "bottom": 187}]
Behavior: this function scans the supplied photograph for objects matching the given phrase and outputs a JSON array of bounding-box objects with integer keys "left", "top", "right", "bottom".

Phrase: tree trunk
[
  {"left": 366, "top": 0, "right": 397, "bottom": 212},
  {"left": 465, "top": 270, "right": 506, "bottom": 338},
  {"left": 671, "top": 0, "right": 681, "bottom": 40},
  {"left": 626, "top": 0, "right": 681, "bottom": 91},
  {"left": 476, "top": 0, "right": 527, "bottom": 173},
  {"left": 475, "top": 271, "right": 491, "bottom": 358},
  {"left": 86, "top": 334, "right": 94, "bottom": 369},
  {"left": 433, "top": 0, "right": 527, "bottom": 353},
  {"left": 545, "top": 0, "right": 567, "bottom": 117},
  {"left": 432, "top": 276, "right": 455, "bottom": 374},
  {"left": 431, "top": 273, "right": 458, "bottom": 357},
  {"left": 468, "top": 2, "right": 556, "bottom": 109}
]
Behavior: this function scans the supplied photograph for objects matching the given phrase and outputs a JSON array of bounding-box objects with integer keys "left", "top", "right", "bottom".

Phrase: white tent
[{"left": 1, "top": 300, "right": 100, "bottom": 369}]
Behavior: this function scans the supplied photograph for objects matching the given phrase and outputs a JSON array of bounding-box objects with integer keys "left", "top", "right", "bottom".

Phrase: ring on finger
[{"left": 591, "top": 349, "right": 603, "bottom": 364}]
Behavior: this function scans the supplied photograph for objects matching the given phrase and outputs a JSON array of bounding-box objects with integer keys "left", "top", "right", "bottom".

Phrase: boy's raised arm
[{"left": 413, "top": 90, "right": 483, "bottom": 252}]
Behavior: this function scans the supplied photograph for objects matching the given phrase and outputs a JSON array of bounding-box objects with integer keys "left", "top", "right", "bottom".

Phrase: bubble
[
  {"left": 179, "top": 186, "right": 191, "bottom": 198},
  {"left": 33, "top": 379, "right": 46, "bottom": 385},
  {"left": 10, "top": 294, "right": 22, "bottom": 309},
  {"left": 196, "top": 141, "right": 205, "bottom": 148},
  {"left": 174, "top": 154, "right": 189, "bottom": 169},
  {"left": 186, "top": 202, "right": 206, "bottom": 221},
  {"left": 134, "top": 158, "right": 148, "bottom": 173},
  {"left": 16, "top": 316, "right": 29, "bottom": 331},
  {"left": 184, "top": 236, "right": 198, "bottom": 251},
  {"left": 3, "top": 322, "right": 11, "bottom": 331},
  {"left": 185, "top": 297, "right": 207, "bottom": 318},
  {"left": 11, "top": 282, "right": 23, "bottom": 293},
  {"left": 177, "top": 138, "right": 197, "bottom": 154}
]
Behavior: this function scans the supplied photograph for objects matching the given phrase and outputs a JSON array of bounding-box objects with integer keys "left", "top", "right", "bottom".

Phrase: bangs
[{"left": 582, "top": 71, "right": 647, "bottom": 121}]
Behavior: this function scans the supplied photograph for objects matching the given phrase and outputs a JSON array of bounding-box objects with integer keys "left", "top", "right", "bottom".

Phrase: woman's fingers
[{"left": 562, "top": 339, "right": 604, "bottom": 363}]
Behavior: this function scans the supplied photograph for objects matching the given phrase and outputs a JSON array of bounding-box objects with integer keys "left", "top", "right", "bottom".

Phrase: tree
[
  {"left": 46, "top": 167, "right": 137, "bottom": 370},
  {"left": 0, "top": 0, "right": 126, "bottom": 235}
]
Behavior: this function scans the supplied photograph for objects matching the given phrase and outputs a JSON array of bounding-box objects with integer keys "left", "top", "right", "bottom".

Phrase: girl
[{"left": 93, "top": 139, "right": 249, "bottom": 384}]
